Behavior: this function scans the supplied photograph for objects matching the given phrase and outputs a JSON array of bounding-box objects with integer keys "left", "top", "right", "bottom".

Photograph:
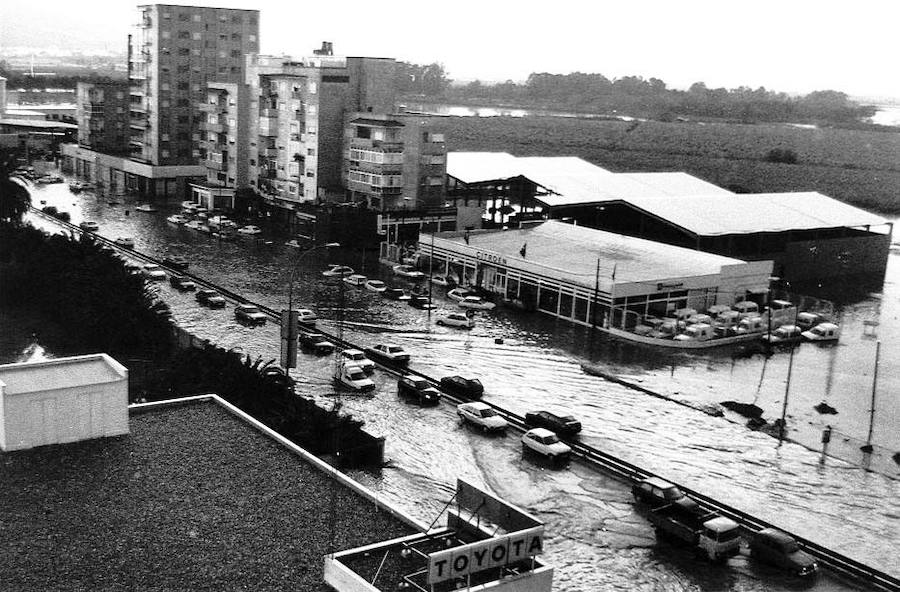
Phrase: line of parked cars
[{"left": 632, "top": 477, "right": 818, "bottom": 576}]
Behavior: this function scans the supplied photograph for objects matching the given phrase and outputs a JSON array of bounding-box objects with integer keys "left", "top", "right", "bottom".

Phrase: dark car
[
  {"left": 524, "top": 410, "right": 582, "bottom": 437},
  {"left": 298, "top": 331, "right": 335, "bottom": 355},
  {"left": 749, "top": 528, "right": 818, "bottom": 577},
  {"left": 169, "top": 275, "right": 196, "bottom": 291},
  {"left": 234, "top": 303, "right": 267, "bottom": 325},
  {"left": 439, "top": 375, "right": 484, "bottom": 400},
  {"left": 382, "top": 288, "right": 410, "bottom": 301},
  {"left": 196, "top": 289, "right": 227, "bottom": 308},
  {"left": 408, "top": 295, "right": 438, "bottom": 310},
  {"left": 631, "top": 477, "right": 695, "bottom": 510},
  {"left": 162, "top": 256, "right": 189, "bottom": 271},
  {"left": 397, "top": 376, "right": 441, "bottom": 405}
]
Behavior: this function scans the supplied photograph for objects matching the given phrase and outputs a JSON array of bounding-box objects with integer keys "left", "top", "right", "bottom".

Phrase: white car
[
  {"left": 802, "top": 322, "right": 841, "bottom": 342},
  {"left": 343, "top": 274, "right": 368, "bottom": 287},
  {"left": 340, "top": 349, "right": 375, "bottom": 374},
  {"left": 459, "top": 296, "right": 496, "bottom": 311},
  {"left": 142, "top": 264, "right": 166, "bottom": 281},
  {"left": 79, "top": 221, "right": 99, "bottom": 232},
  {"left": 447, "top": 288, "right": 472, "bottom": 302},
  {"left": 431, "top": 275, "right": 451, "bottom": 287},
  {"left": 365, "top": 279, "right": 387, "bottom": 292},
  {"left": 114, "top": 237, "right": 135, "bottom": 249},
  {"left": 365, "top": 343, "right": 410, "bottom": 364},
  {"left": 322, "top": 265, "right": 354, "bottom": 278},
  {"left": 393, "top": 264, "right": 426, "bottom": 280},
  {"left": 457, "top": 402, "right": 508, "bottom": 432},
  {"left": 521, "top": 428, "right": 572, "bottom": 461},
  {"left": 334, "top": 362, "right": 375, "bottom": 392},
  {"left": 235, "top": 303, "right": 267, "bottom": 325},
  {"left": 295, "top": 308, "right": 317, "bottom": 326},
  {"left": 237, "top": 225, "right": 262, "bottom": 235},
  {"left": 437, "top": 313, "right": 475, "bottom": 328}
]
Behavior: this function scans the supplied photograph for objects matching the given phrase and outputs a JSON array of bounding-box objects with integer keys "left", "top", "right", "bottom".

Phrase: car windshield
[
  {"left": 412, "top": 380, "right": 429, "bottom": 389},
  {"left": 349, "top": 370, "right": 366, "bottom": 380},
  {"left": 242, "top": 306, "right": 259, "bottom": 313},
  {"left": 347, "top": 352, "right": 363, "bottom": 360},
  {"left": 479, "top": 408, "right": 496, "bottom": 418},
  {"left": 663, "top": 487, "right": 684, "bottom": 500},
  {"left": 542, "top": 434, "right": 560, "bottom": 444},
  {"left": 370, "top": 281, "right": 384, "bottom": 286},
  {"left": 388, "top": 346, "right": 404, "bottom": 353}
]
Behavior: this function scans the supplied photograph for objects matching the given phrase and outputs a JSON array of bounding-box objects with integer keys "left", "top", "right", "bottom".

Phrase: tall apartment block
[
  {"left": 75, "top": 81, "right": 131, "bottom": 162},
  {"left": 62, "top": 4, "right": 258, "bottom": 199},
  {"left": 343, "top": 113, "right": 447, "bottom": 210}
]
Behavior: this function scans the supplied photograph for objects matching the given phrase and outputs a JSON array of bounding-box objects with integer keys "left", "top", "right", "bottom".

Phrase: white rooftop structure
[
  {"left": 0, "top": 354, "right": 129, "bottom": 451},
  {"left": 623, "top": 192, "right": 889, "bottom": 236}
]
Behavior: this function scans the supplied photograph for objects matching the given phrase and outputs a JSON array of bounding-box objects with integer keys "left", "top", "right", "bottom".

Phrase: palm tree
[{"left": 0, "top": 150, "right": 31, "bottom": 224}]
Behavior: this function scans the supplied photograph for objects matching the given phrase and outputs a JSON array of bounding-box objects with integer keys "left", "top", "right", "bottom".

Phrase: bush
[{"left": 765, "top": 148, "right": 799, "bottom": 164}]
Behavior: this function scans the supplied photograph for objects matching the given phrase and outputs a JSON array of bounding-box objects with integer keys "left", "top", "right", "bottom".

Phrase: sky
[{"left": 1, "top": 0, "right": 898, "bottom": 99}]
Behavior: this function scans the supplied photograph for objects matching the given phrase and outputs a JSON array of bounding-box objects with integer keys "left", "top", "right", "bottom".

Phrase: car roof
[
  {"left": 461, "top": 401, "right": 490, "bottom": 410},
  {"left": 757, "top": 528, "right": 796, "bottom": 544},
  {"left": 343, "top": 349, "right": 363, "bottom": 355},
  {"left": 526, "top": 428, "right": 556, "bottom": 438},
  {"left": 704, "top": 516, "right": 738, "bottom": 531},
  {"left": 642, "top": 476, "right": 677, "bottom": 489}
]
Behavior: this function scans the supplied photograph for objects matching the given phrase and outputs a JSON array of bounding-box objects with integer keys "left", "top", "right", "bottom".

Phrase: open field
[{"left": 442, "top": 116, "right": 900, "bottom": 215}]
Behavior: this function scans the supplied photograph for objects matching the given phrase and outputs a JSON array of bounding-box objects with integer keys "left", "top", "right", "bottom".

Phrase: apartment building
[
  {"left": 343, "top": 113, "right": 447, "bottom": 211},
  {"left": 191, "top": 81, "right": 249, "bottom": 209},
  {"left": 75, "top": 81, "right": 131, "bottom": 158},
  {"left": 63, "top": 4, "right": 258, "bottom": 199}
]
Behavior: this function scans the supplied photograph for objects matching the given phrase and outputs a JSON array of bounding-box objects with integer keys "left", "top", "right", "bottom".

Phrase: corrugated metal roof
[
  {"left": 0, "top": 354, "right": 127, "bottom": 395},
  {"left": 624, "top": 192, "right": 888, "bottom": 236},
  {"left": 446, "top": 151, "right": 522, "bottom": 184},
  {"left": 436, "top": 220, "right": 744, "bottom": 290}
]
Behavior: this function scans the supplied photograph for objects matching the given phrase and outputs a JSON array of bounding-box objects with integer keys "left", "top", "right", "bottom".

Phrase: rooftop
[
  {"left": 0, "top": 397, "right": 416, "bottom": 590},
  {"left": 0, "top": 353, "right": 126, "bottom": 395},
  {"left": 0, "top": 118, "right": 78, "bottom": 130},
  {"left": 433, "top": 221, "right": 745, "bottom": 288}
]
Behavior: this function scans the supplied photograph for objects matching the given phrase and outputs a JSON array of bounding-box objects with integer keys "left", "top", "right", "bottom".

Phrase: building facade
[
  {"left": 75, "top": 81, "right": 131, "bottom": 155},
  {"left": 343, "top": 112, "right": 446, "bottom": 211}
]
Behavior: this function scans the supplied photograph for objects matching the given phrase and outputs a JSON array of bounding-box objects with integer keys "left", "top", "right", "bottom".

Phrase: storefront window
[
  {"left": 559, "top": 293, "right": 574, "bottom": 319},
  {"left": 538, "top": 285, "right": 560, "bottom": 315},
  {"left": 574, "top": 297, "right": 589, "bottom": 323}
]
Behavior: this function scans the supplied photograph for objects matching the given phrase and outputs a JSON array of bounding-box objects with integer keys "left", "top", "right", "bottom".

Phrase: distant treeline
[
  {"left": 397, "top": 63, "right": 876, "bottom": 126},
  {"left": 0, "top": 60, "right": 125, "bottom": 90}
]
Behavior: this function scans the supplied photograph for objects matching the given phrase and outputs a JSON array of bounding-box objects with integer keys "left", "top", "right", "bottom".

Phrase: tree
[{"left": 0, "top": 150, "right": 31, "bottom": 225}]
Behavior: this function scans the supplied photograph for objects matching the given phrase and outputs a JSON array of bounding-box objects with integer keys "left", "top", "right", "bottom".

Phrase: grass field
[{"left": 442, "top": 116, "right": 900, "bottom": 215}]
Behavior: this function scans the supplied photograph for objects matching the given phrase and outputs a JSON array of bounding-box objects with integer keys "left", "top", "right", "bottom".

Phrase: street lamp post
[{"left": 282, "top": 242, "right": 340, "bottom": 372}]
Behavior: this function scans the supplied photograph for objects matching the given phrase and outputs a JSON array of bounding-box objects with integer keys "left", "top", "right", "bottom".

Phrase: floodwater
[{"left": 23, "top": 178, "right": 900, "bottom": 591}]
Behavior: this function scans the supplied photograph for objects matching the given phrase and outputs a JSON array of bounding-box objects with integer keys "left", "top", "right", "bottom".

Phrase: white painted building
[{"left": 0, "top": 354, "right": 129, "bottom": 451}]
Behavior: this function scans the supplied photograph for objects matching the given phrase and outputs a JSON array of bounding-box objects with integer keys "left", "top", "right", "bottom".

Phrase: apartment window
[
  {"left": 177, "top": 65, "right": 189, "bottom": 73},
  {"left": 232, "top": 15, "right": 242, "bottom": 23},
  {"left": 307, "top": 104, "right": 317, "bottom": 115},
  {"left": 177, "top": 82, "right": 189, "bottom": 90},
  {"left": 307, "top": 148, "right": 315, "bottom": 156},
  {"left": 161, "top": 31, "right": 171, "bottom": 39},
  {"left": 231, "top": 33, "right": 241, "bottom": 41},
  {"left": 162, "top": 11, "right": 171, "bottom": 19},
  {"left": 193, "top": 149, "right": 201, "bottom": 157},
  {"left": 250, "top": 15, "right": 257, "bottom": 24},
  {"left": 161, "top": 133, "right": 170, "bottom": 141},
  {"left": 230, "top": 49, "right": 241, "bottom": 58},
  {"left": 177, "top": 99, "right": 189, "bottom": 107},
  {"left": 178, "top": 150, "right": 189, "bottom": 158},
  {"left": 178, "top": 115, "right": 189, "bottom": 123},
  {"left": 208, "top": 132, "right": 217, "bottom": 141},
  {"left": 178, "top": 47, "right": 190, "bottom": 56},
  {"left": 161, "top": 149, "right": 170, "bottom": 157},
  {"left": 218, "top": 66, "right": 227, "bottom": 74},
  {"left": 249, "top": 34, "right": 257, "bottom": 42},
  {"left": 228, "top": 118, "right": 236, "bottom": 126},
  {"left": 161, "top": 83, "right": 171, "bottom": 91},
  {"left": 230, "top": 66, "right": 240, "bottom": 74},
  {"left": 218, "top": 51, "right": 226, "bottom": 59},
  {"left": 178, "top": 13, "right": 188, "bottom": 21},
  {"left": 192, "top": 14, "right": 201, "bottom": 22},
  {"left": 161, "top": 65, "right": 170, "bottom": 73},
  {"left": 192, "top": 48, "right": 200, "bottom": 56},
  {"left": 218, "top": 34, "right": 227, "bottom": 41},
  {"left": 161, "top": 99, "right": 171, "bottom": 108},
  {"left": 178, "top": 31, "right": 190, "bottom": 39},
  {"left": 249, "top": 159, "right": 256, "bottom": 166},
  {"left": 192, "top": 32, "right": 201, "bottom": 40}
]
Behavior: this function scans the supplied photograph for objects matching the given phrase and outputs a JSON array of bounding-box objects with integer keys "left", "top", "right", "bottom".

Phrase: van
[
  {"left": 736, "top": 316, "right": 765, "bottom": 334},
  {"left": 674, "top": 323, "right": 715, "bottom": 342},
  {"left": 733, "top": 301, "right": 760, "bottom": 318}
]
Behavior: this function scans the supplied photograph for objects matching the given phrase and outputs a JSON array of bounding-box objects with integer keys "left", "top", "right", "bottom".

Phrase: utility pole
[
  {"left": 778, "top": 342, "right": 796, "bottom": 444},
  {"left": 861, "top": 340, "right": 880, "bottom": 454}
]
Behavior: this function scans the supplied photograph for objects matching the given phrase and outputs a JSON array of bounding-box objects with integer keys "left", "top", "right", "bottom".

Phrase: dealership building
[{"left": 422, "top": 221, "right": 772, "bottom": 327}]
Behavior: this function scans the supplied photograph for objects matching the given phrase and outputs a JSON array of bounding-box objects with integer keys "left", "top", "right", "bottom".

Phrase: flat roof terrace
[{"left": 0, "top": 398, "right": 417, "bottom": 591}]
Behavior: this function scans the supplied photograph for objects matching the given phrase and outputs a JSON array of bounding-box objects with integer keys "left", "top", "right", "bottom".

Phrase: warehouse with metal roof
[{"left": 445, "top": 152, "right": 892, "bottom": 282}]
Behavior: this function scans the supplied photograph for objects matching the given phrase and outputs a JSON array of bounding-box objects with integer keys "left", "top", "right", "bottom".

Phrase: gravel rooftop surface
[{"left": 0, "top": 399, "right": 417, "bottom": 591}]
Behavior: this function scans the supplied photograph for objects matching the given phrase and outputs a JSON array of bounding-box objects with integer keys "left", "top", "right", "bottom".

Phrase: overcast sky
[{"left": 1, "top": 0, "right": 897, "bottom": 99}]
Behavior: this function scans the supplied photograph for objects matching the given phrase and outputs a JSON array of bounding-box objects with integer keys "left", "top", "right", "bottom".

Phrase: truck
[{"left": 648, "top": 503, "right": 742, "bottom": 561}]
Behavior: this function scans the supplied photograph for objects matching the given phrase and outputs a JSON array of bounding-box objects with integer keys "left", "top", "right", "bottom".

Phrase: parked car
[
  {"left": 439, "top": 375, "right": 484, "bottom": 400},
  {"left": 235, "top": 303, "right": 267, "bottom": 325},
  {"left": 162, "top": 256, "right": 189, "bottom": 271},
  {"left": 382, "top": 287, "right": 411, "bottom": 301},
  {"left": 334, "top": 362, "right": 375, "bottom": 393},
  {"left": 436, "top": 312, "right": 475, "bottom": 328},
  {"left": 524, "top": 410, "right": 582, "bottom": 437},
  {"left": 114, "top": 237, "right": 135, "bottom": 249},
  {"left": 169, "top": 275, "right": 196, "bottom": 291},
  {"left": 393, "top": 264, "right": 426, "bottom": 280},
  {"left": 236, "top": 225, "right": 262, "bottom": 235},
  {"left": 795, "top": 312, "right": 826, "bottom": 331},
  {"left": 340, "top": 349, "right": 375, "bottom": 374},
  {"left": 457, "top": 401, "right": 508, "bottom": 432},
  {"left": 409, "top": 295, "right": 438, "bottom": 310},
  {"left": 365, "top": 279, "right": 387, "bottom": 292},
  {"left": 299, "top": 331, "right": 335, "bottom": 355},
  {"left": 343, "top": 274, "right": 368, "bottom": 287},
  {"left": 79, "top": 221, "right": 99, "bottom": 232},
  {"left": 801, "top": 322, "right": 841, "bottom": 342},
  {"left": 123, "top": 260, "right": 143, "bottom": 275},
  {"left": 322, "top": 265, "right": 354, "bottom": 278},
  {"left": 632, "top": 477, "right": 691, "bottom": 509},
  {"left": 762, "top": 324, "right": 803, "bottom": 345},
  {"left": 196, "top": 289, "right": 227, "bottom": 308},
  {"left": 431, "top": 275, "right": 452, "bottom": 287},
  {"left": 447, "top": 288, "right": 473, "bottom": 302},
  {"left": 521, "top": 428, "right": 572, "bottom": 461},
  {"left": 748, "top": 528, "right": 819, "bottom": 577},
  {"left": 365, "top": 343, "right": 410, "bottom": 364},
  {"left": 458, "top": 296, "right": 496, "bottom": 311},
  {"left": 398, "top": 375, "right": 441, "bottom": 405},
  {"left": 142, "top": 264, "right": 166, "bottom": 281},
  {"left": 295, "top": 308, "right": 318, "bottom": 326}
]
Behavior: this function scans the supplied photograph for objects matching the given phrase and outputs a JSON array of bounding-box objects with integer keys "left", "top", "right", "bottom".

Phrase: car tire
[{"left": 437, "top": 320, "right": 444, "bottom": 326}]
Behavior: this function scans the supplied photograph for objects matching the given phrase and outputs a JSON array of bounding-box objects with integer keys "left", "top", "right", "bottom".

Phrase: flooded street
[{"left": 23, "top": 179, "right": 900, "bottom": 590}]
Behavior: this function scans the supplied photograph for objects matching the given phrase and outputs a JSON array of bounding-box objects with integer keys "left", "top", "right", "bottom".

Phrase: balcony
[
  {"left": 259, "top": 107, "right": 278, "bottom": 118},
  {"left": 198, "top": 102, "right": 226, "bottom": 113},
  {"left": 258, "top": 117, "right": 277, "bottom": 137}
]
